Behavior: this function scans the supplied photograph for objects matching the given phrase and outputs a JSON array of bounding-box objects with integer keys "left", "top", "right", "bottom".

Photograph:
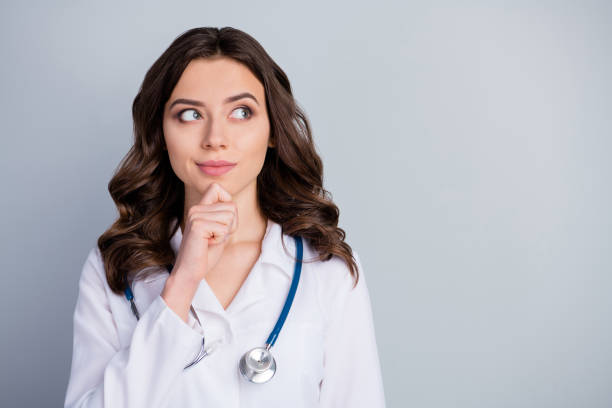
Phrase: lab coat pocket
[
  {"left": 275, "top": 321, "right": 325, "bottom": 405},
  {"left": 277, "top": 322, "right": 324, "bottom": 382}
]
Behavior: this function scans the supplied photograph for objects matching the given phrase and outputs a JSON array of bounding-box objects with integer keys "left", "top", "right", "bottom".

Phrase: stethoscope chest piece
[{"left": 239, "top": 346, "right": 277, "bottom": 384}]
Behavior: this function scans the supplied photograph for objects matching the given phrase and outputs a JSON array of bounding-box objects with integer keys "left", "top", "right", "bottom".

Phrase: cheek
[
  {"left": 245, "top": 134, "right": 270, "bottom": 173},
  {"left": 235, "top": 122, "right": 269, "bottom": 162},
  {"left": 164, "top": 138, "right": 192, "bottom": 181},
  {"left": 236, "top": 147, "right": 266, "bottom": 181}
]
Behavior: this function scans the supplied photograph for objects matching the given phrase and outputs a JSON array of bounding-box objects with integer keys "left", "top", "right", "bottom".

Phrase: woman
[{"left": 64, "top": 26, "right": 385, "bottom": 407}]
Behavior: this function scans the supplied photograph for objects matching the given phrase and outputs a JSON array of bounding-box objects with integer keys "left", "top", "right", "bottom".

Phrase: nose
[{"left": 201, "top": 116, "right": 228, "bottom": 150}]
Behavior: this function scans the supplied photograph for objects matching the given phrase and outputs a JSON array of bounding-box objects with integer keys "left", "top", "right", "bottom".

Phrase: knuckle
[{"left": 187, "top": 205, "right": 199, "bottom": 218}]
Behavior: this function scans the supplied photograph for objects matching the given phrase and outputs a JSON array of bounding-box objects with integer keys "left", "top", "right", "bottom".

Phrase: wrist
[
  {"left": 168, "top": 270, "right": 200, "bottom": 289},
  {"left": 162, "top": 273, "right": 199, "bottom": 304},
  {"left": 161, "top": 273, "right": 200, "bottom": 324}
]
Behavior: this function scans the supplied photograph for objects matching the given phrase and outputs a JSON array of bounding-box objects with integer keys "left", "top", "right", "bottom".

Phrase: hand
[{"left": 172, "top": 182, "right": 239, "bottom": 284}]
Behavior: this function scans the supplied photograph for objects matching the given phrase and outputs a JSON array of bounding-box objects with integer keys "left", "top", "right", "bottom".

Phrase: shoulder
[
  {"left": 79, "top": 246, "right": 106, "bottom": 287},
  {"left": 300, "top": 238, "right": 366, "bottom": 322},
  {"left": 301, "top": 237, "right": 362, "bottom": 288},
  {"left": 76, "top": 246, "right": 123, "bottom": 307}
]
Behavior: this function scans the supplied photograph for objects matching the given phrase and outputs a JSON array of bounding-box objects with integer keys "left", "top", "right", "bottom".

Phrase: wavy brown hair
[{"left": 98, "top": 26, "right": 359, "bottom": 295}]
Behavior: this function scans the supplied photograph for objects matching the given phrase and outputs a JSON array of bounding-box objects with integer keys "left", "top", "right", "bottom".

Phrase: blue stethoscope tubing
[
  {"left": 265, "top": 235, "right": 302, "bottom": 348},
  {"left": 123, "top": 235, "right": 303, "bottom": 381}
]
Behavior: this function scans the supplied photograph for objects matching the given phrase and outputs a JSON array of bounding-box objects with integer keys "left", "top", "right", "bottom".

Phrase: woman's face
[{"left": 162, "top": 56, "right": 272, "bottom": 199}]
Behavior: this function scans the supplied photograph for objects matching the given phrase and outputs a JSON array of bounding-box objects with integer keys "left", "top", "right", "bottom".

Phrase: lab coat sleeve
[
  {"left": 318, "top": 251, "right": 386, "bottom": 407},
  {"left": 64, "top": 248, "right": 204, "bottom": 408}
]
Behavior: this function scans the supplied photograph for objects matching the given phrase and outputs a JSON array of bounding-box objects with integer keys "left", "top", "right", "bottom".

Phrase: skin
[{"left": 160, "top": 56, "right": 274, "bottom": 317}]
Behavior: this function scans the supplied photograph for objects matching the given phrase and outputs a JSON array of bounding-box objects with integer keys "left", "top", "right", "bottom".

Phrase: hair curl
[{"left": 98, "top": 26, "right": 359, "bottom": 295}]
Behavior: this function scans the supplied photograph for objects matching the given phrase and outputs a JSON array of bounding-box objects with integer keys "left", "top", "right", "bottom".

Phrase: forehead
[{"left": 168, "top": 57, "right": 264, "bottom": 103}]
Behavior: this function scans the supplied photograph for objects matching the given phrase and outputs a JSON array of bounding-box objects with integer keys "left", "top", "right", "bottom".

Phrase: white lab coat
[{"left": 64, "top": 218, "right": 386, "bottom": 407}]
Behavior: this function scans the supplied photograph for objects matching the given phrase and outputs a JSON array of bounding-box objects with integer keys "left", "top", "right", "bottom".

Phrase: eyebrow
[{"left": 168, "top": 92, "right": 259, "bottom": 110}]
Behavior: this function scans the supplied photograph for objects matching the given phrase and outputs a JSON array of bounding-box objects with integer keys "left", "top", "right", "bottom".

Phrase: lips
[
  {"left": 199, "top": 160, "right": 236, "bottom": 167},
  {"left": 197, "top": 160, "right": 236, "bottom": 176}
]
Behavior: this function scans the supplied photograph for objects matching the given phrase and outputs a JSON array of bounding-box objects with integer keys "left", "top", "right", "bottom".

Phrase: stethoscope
[{"left": 124, "top": 235, "right": 303, "bottom": 384}]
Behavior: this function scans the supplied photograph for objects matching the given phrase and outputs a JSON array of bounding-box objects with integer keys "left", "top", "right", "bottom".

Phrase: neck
[{"left": 180, "top": 181, "right": 268, "bottom": 246}]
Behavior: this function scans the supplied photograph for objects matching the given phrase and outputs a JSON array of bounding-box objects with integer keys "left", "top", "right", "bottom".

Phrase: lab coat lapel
[
  {"left": 218, "top": 220, "right": 298, "bottom": 316},
  {"left": 166, "top": 217, "right": 296, "bottom": 318}
]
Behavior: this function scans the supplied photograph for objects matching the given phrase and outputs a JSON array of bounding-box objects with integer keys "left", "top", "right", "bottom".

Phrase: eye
[
  {"left": 177, "top": 109, "right": 201, "bottom": 122},
  {"left": 230, "top": 106, "right": 252, "bottom": 120}
]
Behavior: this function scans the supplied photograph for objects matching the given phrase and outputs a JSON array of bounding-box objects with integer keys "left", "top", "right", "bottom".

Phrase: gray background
[{"left": 1, "top": 1, "right": 610, "bottom": 407}]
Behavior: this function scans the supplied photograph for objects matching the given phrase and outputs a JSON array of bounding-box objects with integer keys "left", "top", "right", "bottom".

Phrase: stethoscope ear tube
[
  {"left": 184, "top": 337, "right": 207, "bottom": 370},
  {"left": 123, "top": 286, "right": 140, "bottom": 320}
]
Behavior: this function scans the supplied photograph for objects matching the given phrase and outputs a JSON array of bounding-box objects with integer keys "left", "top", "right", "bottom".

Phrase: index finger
[{"left": 200, "top": 182, "right": 233, "bottom": 205}]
